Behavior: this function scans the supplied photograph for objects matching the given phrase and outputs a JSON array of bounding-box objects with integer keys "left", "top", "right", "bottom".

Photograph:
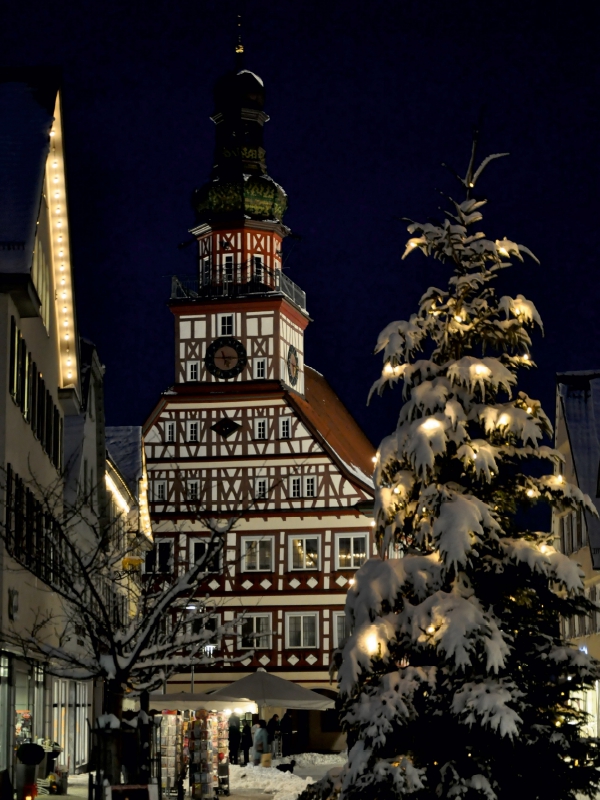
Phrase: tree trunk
[
  {"left": 139, "top": 690, "right": 151, "bottom": 786},
  {"left": 98, "top": 679, "right": 124, "bottom": 786}
]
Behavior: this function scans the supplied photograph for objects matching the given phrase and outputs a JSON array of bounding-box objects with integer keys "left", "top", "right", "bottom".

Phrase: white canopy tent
[
  {"left": 194, "top": 669, "right": 335, "bottom": 711},
  {"left": 147, "top": 692, "right": 256, "bottom": 713}
]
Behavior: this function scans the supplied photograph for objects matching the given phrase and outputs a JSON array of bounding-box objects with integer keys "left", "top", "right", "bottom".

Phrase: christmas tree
[{"left": 328, "top": 150, "right": 600, "bottom": 800}]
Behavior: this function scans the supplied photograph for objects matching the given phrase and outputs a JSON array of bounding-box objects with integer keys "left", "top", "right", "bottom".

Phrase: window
[
  {"left": 290, "top": 476, "right": 302, "bottom": 498},
  {"left": 224, "top": 256, "right": 234, "bottom": 283},
  {"left": 166, "top": 422, "right": 175, "bottom": 443},
  {"left": 255, "top": 478, "right": 268, "bottom": 500},
  {"left": 187, "top": 421, "right": 199, "bottom": 442},
  {"left": 336, "top": 534, "right": 367, "bottom": 569},
  {"left": 255, "top": 419, "right": 267, "bottom": 440},
  {"left": 253, "top": 256, "right": 263, "bottom": 282},
  {"left": 333, "top": 611, "right": 349, "bottom": 649},
  {"left": 240, "top": 614, "right": 271, "bottom": 648},
  {"left": 188, "top": 362, "right": 199, "bottom": 382},
  {"left": 287, "top": 613, "right": 317, "bottom": 648},
  {"left": 192, "top": 610, "right": 219, "bottom": 655},
  {"left": 242, "top": 538, "right": 273, "bottom": 572},
  {"left": 254, "top": 359, "right": 266, "bottom": 380},
  {"left": 192, "top": 540, "right": 220, "bottom": 572},
  {"left": 280, "top": 417, "right": 291, "bottom": 439},
  {"left": 304, "top": 476, "right": 316, "bottom": 498},
  {"left": 219, "top": 313, "right": 234, "bottom": 336},
  {"left": 187, "top": 480, "right": 199, "bottom": 501},
  {"left": 203, "top": 257, "right": 211, "bottom": 285},
  {"left": 145, "top": 541, "right": 172, "bottom": 573},
  {"left": 154, "top": 481, "right": 166, "bottom": 502},
  {"left": 290, "top": 536, "right": 319, "bottom": 570}
]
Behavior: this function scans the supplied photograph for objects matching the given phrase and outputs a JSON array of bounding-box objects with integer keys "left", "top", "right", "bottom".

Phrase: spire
[{"left": 235, "top": 12, "right": 244, "bottom": 71}]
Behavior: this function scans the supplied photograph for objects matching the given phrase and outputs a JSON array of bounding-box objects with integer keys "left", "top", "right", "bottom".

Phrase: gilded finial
[{"left": 235, "top": 12, "right": 244, "bottom": 68}]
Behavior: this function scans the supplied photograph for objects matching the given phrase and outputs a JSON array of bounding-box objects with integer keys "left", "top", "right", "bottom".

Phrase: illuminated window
[
  {"left": 242, "top": 537, "right": 273, "bottom": 572},
  {"left": 336, "top": 534, "right": 367, "bottom": 569},
  {"left": 290, "top": 536, "right": 319, "bottom": 570},
  {"left": 286, "top": 613, "right": 317, "bottom": 648}
]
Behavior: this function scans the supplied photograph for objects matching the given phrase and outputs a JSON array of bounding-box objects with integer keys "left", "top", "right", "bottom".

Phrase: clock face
[
  {"left": 205, "top": 337, "right": 247, "bottom": 380},
  {"left": 287, "top": 345, "right": 299, "bottom": 386}
]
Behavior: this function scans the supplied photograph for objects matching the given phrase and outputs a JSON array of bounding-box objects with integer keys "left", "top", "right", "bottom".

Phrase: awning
[{"left": 194, "top": 669, "right": 335, "bottom": 710}]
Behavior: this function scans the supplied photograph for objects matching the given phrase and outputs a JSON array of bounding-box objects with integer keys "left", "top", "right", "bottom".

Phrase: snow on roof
[
  {"left": 236, "top": 69, "right": 264, "bottom": 86},
  {"left": 0, "top": 69, "right": 59, "bottom": 273},
  {"left": 105, "top": 426, "right": 143, "bottom": 499},
  {"left": 557, "top": 372, "right": 600, "bottom": 567},
  {"left": 289, "top": 367, "right": 375, "bottom": 493}
]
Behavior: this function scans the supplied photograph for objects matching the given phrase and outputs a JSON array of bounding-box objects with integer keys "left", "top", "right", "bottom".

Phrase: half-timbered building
[{"left": 143, "top": 56, "right": 375, "bottom": 743}]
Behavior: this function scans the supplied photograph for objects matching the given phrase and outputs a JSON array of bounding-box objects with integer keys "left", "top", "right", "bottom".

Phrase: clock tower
[
  {"left": 171, "top": 65, "right": 307, "bottom": 394},
  {"left": 144, "top": 54, "right": 375, "bottom": 748}
]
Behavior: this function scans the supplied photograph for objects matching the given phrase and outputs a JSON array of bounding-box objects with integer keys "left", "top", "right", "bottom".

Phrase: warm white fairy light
[
  {"left": 526, "top": 489, "right": 535, "bottom": 498},
  {"left": 454, "top": 314, "right": 462, "bottom": 322},
  {"left": 498, "top": 413, "right": 510, "bottom": 426},
  {"left": 421, "top": 418, "right": 441, "bottom": 431},
  {"left": 365, "top": 633, "right": 379, "bottom": 655},
  {"left": 556, "top": 474, "right": 563, "bottom": 484},
  {"left": 372, "top": 456, "right": 378, "bottom": 463},
  {"left": 426, "top": 624, "right": 435, "bottom": 634},
  {"left": 526, "top": 406, "right": 533, "bottom": 414},
  {"left": 46, "top": 96, "right": 78, "bottom": 392}
]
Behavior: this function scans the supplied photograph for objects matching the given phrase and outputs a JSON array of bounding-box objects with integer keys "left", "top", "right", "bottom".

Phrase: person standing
[
  {"left": 228, "top": 712, "right": 241, "bottom": 765},
  {"left": 266, "top": 714, "right": 280, "bottom": 755},
  {"left": 241, "top": 721, "right": 253, "bottom": 765},
  {"left": 253, "top": 720, "right": 269, "bottom": 766},
  {"left": 280, "top": 711, "right": 293, "bottom": 757}
]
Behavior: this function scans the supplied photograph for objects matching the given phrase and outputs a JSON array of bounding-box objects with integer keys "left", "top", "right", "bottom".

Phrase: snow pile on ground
[
  {"left": 68, "top": 773, "right": 92, "bottom": 785},
  {"left": 230, "top": 764, "right": 314, "bottom": 800},
  {"left": 284, "top": 752, "right": 346, "bottom": 767}
]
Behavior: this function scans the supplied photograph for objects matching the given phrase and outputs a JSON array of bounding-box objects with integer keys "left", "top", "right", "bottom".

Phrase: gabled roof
[
  {"left": 289, "top": 367, "right": 375, "bottom": 493},
  {"left": 105, "top": 426, "right": 144, "bottom": 500},
  {"left": 0, "top": 68, "right": 60, "bottom": 273},
  {"left": 557, "top": 370, "right": 600, "bottom": 568}
]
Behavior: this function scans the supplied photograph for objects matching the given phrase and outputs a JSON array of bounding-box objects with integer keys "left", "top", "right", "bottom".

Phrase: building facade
[
  {"left": 554, "top": 371, "right": 600, "bottom": 738},
  {"left": 143, "top": 62, "right": 375, "bottom": 744}
]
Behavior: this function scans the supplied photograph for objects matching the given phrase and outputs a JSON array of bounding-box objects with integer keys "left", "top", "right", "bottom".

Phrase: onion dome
[{"left": 192, "top": 68, "right": 288, "bottom": 224}]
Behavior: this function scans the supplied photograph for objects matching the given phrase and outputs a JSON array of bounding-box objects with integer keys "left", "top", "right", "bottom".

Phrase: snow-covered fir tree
[{"left": 321, "top": 152, "right": 600, "bottom": 800}]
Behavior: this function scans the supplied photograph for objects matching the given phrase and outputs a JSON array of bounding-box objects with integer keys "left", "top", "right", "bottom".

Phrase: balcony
[{"left": 171, "top": 269, "right": 307, "bottom": 312}]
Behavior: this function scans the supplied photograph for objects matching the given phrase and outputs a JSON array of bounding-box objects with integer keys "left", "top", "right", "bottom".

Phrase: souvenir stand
[
  {"left": 187, "top": 710, "right": 229, "bottom": 798},
  {"left": 159, "top": 711, "right": 184, "bottom": 795}
]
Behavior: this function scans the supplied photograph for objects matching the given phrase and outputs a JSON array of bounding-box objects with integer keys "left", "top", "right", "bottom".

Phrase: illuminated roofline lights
[{"left": 106, "top": 473, "right": 130, "bottom": 514}]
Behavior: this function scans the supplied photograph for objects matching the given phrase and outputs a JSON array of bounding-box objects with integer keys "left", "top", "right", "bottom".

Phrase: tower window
[
  {"left": 154, "top": 481, "right": 166, "bottom": 501},
  {"left": 219, "top": 314, "right": 234, "bottom": 336},
  {"left": 290, "top": 476, "right": 301, "bottom": 498},
  {"left": 254, "top": 358, "right": 266, "bottom": 380},
  {"left": 187, "top": 361, "right": 199, "bottom": 381},
  {"left": 255, "top": 478, "right": 268, "bottom": 499},
  {"left": 187, "top": 480, "right": 199, "bottom": 500},
  {"left": 203, "top": 257, "right": 211, "bottom": 285},
  {"left": 280, "top": 417, "right": 291, "bottom": 439},
  {"left": 224, "top": 255, "right": 234, "bottom": 283},
  {"left": 254, "top": 255, "right": 263, "bottom": 282},
  {"left": 255, "top": 419, "right": 267, "bottom": 440},
  {"left": 166, "top": 422, "right": 175, "bottom": 442},
  {"left": 187, "top": 421, "right": 199, "bottom": 442}
]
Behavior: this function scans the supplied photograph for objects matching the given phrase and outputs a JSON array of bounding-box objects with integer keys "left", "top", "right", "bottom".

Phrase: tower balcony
[{"left": 170, "top": 269, "right": 307, "bottom": 312}]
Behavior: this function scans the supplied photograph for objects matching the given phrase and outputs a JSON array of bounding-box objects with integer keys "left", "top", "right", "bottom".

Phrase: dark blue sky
[{"left": 2, "top": 1, "right": 599, "bottom": 446}]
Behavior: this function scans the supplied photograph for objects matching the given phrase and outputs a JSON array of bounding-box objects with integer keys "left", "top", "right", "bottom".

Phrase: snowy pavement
[{"left": 64, "top": 753, "right": 346, "bottom": 800}]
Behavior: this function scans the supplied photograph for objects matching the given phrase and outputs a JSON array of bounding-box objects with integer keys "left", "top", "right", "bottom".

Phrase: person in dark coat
[
  {"left": 228, "top": 712, "right": 241, "bottom": 765},
  {"left": 280, "top": 710, "right": 293, "bottom": 757},
  {"left": 266, "top": 714, "right": 280, "bottom": 754},
  {"left": 241, "top": 721, "right": 253, "bottom": 765}
]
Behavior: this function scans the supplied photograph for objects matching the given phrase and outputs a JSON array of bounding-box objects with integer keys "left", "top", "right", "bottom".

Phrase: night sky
[{"left": 2, "top": 1, "right": 599, "bottom": 447}]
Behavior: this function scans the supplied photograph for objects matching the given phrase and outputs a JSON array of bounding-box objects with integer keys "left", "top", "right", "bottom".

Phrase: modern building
[
  {"left": 143, "top": 58, "right": 375, "bottom": 749},
  {"left": 554, "top": 371, "right": 600, "bottom": 737}
]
